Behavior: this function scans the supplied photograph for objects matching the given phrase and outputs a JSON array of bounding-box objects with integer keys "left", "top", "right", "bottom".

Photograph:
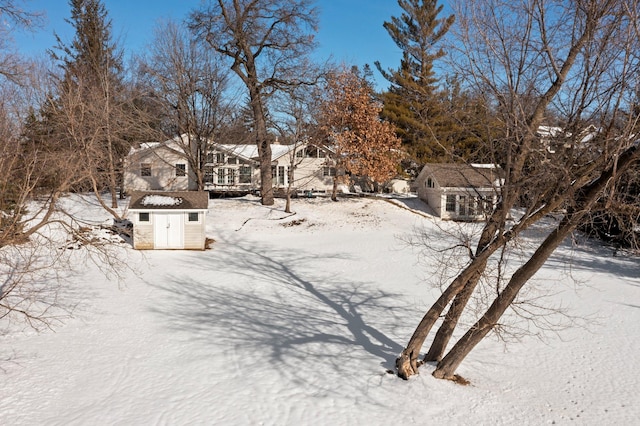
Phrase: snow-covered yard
[{"left": 1, "top": 194, "right": 639, "bottom": 425}]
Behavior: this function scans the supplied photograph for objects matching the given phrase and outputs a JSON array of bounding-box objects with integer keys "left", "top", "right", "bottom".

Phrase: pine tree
[
  {"left": 375, "top": 0, "right": 454, "bottom": 164},
  {"left": 49, "top": 0, "right": 129, "bottom": 210}
]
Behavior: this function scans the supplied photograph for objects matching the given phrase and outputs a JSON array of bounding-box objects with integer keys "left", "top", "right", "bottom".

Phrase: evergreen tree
[
  {"left": 48, "top": 0, "right": 129, "bottom": 210},
  {"left": 375, "top": 0, "right": 454, "bottom": 164}
]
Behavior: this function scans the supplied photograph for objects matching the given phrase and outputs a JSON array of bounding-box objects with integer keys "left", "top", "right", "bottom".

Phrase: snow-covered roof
[
  {"left": 128, "top": 191, "right": 209, "bottom": 210},
  {"left": 141, "top": 195, "right": 183, "bottom": 207},
  {"left": 537, "top": 126, "right": 563, "bottom": 138},
  {"left": 128, "top": 133, "right": 202, "bottom": 156},
  {"left": 216, "top": 143, "right": 297, "bottom": 161}
]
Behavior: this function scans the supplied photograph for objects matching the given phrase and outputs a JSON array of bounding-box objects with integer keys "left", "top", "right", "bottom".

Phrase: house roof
[
  {"left": 128, "top": 135, "right": 189, "bottom": 158},
  {"left": 422, "top": 163, "right": 502, "bottom": 188},
  {"left": 216, "top": 143, "right": 298, "bottom": 162},
  {"left": 129, "top": 191, "right": 209, "bottom": 210}
]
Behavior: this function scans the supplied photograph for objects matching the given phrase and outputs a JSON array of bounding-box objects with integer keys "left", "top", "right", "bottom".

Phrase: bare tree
[
  {"left": 0, "top": 0, "right": 44, "bottom": 82},
  {"left": 270, "top": 81, "right": 322, "bottom": 213},
  {"left": 3, "top": 74, "right": 136, "bottom": 331},
  {"left": 396, "top": 0, "right": 640, "bottom": 381},
  {"left": 189, "top": 0, "right": 319, "bottom": 205},
  {"left": 137, "top": 19, "right": 233, "bottom": 191},
  {"left": 0, "top": 2, "right": 130, "bottom": 329}
]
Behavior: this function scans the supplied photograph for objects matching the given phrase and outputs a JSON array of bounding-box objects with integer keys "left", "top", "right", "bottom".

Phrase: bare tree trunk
[
  {"left": 396, "top": 265, "right": 480, "bottom": 379},
  {"left": 258, "top": 137, "right": 274, "bottom": 205},
  {"left": 331, "top": 176, "right": 338, "bottom": 201},
  {"left": 433, "top": 143, "right": 640, "bottom": 379},
  {"left": 246, "top": 67, "right": 273, "bottom": 206},
  {"left": 433, "top": 220, "right": 572, "bottom": 379},
  {"left": 424, "top": 268, "right": 482, "bottom": 362},
  {"left": 90, "top": 175, "right": 122, "bottom": 220}
]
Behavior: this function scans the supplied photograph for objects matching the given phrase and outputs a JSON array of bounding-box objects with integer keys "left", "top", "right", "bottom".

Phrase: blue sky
[{"left": 13, "top": 0, "right": 409, "bottom": 90}]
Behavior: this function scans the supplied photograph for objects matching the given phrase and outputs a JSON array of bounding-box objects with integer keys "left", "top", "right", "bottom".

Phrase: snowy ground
[{"left": 1, "top": 194, "right": 639, "bottom": 425}]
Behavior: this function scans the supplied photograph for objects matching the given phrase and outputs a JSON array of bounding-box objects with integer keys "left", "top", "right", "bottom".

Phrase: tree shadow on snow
[
  {"left": 542, "top": 233, "right": 640, "bottom": 287},
  {"left": 146, "top": 238, "right": 409, "bottom": 387}
]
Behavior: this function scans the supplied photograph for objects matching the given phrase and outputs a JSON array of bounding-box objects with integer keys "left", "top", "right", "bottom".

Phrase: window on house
[
  {"left": 227, "top": 168, "right": 236, "bottom": 184},
  {"left": 427, "top": 177, "right": 434, "bottom": 188},
  {"left": 239, "top": 166, "right": 252, "bottom": 184},
  {"left": 217, "top": 168, "right": 226, "bottom": 185},
  {"left": 323, "top": 167, "right": 336, "bottom": 177},
  {"left": 139, "top": 212, "right": 150, "bottom": 222},
  {"left": 216, "top": 153, "right": 225, "bottom": 164},
  {"left": 206, "top": 152, "right": 214, "bottom": 163},
  {"left": 445, "top": 194, "right": 456, "bottom": 212},
  {"left": 204, "top": 166, "right": 214, "bottom": 183},
  {"left": 175, "top": 164, "right": 186, "bottom": 177},
  {"left": 140, "top": 163, "right": 151, "bottom": 177},
  {"left": 318, "top": 149, "right": 326, "bottom": 158},
  {"left": 296, "top": 149, "right": 304, "bottom": 158},
  {"left": 228, "top": 156, "right": 237, "bottom": 165},
  {"left": 188, "top": 212, "right": 199, "bottom": 222},
  {"left": 272, "top": 165, "right": 277, "bottom": 179},
  {"left": 278, "top": 166, "right": 285, "bottom": 185}
]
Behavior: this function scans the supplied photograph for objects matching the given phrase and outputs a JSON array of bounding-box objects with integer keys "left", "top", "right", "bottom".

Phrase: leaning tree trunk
[
  {"left": 424, "top": 268, "right": 483, "bottom": 362},
  {"left": 396, "top": 264, "right": 484, "bottom": 379},
  {"left": 433, "top": 219, "right": 573, "bottom": 379},
  {"left": 432, "top": 143, "right": 640, "bottom": 379},
  {"left": 398, "top": 200, "right": 512, "bottom": 376}
]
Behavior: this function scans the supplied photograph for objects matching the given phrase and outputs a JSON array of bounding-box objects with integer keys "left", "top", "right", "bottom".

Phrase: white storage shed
[{"left": 128, "top": 191, "right": 209, "bottom": 250}]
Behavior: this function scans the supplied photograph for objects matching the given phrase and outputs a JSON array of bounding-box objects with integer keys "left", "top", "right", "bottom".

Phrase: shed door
[{"left": 154, "top": 213, "right": 184, "bottom": 249}]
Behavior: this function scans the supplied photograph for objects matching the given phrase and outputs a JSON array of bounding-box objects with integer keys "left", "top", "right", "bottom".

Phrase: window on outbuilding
[
  {"left": 459, "top": 195, "right": 467, "bottom": 216},
  {"left": 188, "top": 212, "right": 199, "bottom": 222},
  {"left": 445, "top": 194, "right": 456, "bottom": 212},
  {"left": 139, "top": 212, "right": 150, "bottom": 222}
]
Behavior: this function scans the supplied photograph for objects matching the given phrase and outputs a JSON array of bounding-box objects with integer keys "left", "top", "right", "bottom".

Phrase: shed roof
[
  {"left": 423, "top": 163, "right": 502, "bottom": 188},
  {"left": 129, "top": 191, "right": 209, "bottom": 210}
]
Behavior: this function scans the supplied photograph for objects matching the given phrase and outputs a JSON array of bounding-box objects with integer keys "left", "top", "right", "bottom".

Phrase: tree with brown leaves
[{"left": 318, "top": 67, "right": 402, "bottom": 201}]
